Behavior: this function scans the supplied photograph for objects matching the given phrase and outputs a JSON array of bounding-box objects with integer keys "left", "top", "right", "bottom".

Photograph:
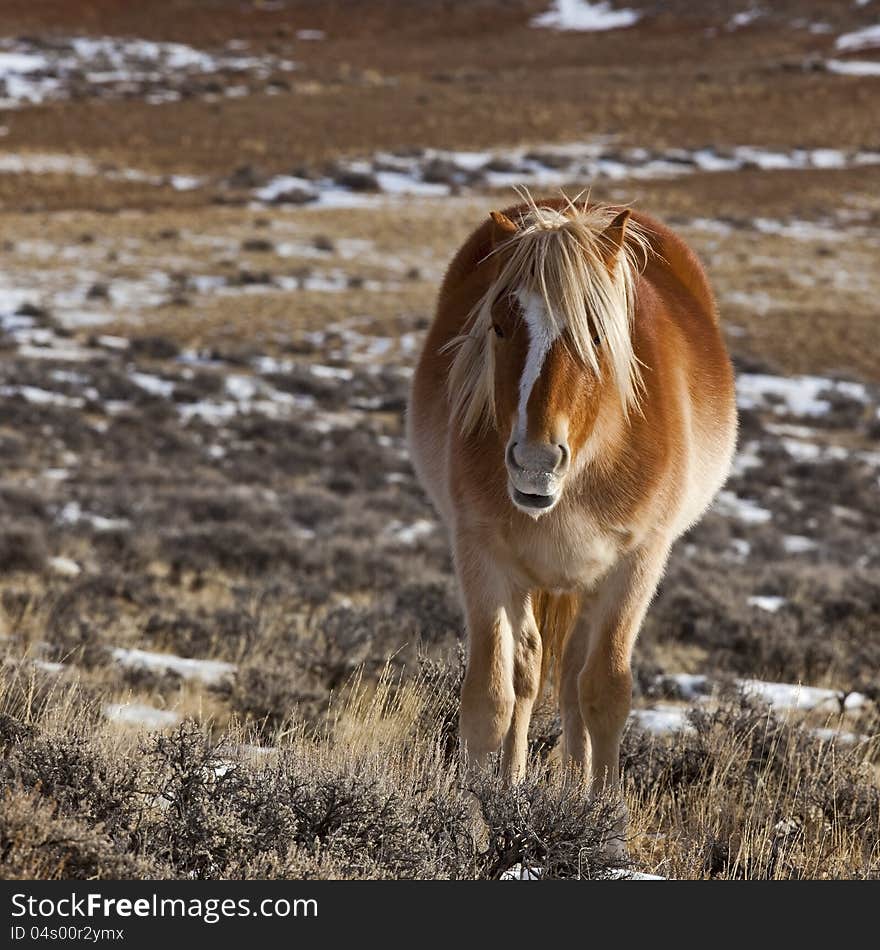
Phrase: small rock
[
  {"left": 86, "top": 282, "right": 110, "bottom": 300},
  {"left": 228, "top": 163, "right": 264, "bottom": 188},
  {"left": 269, "top": 187, "right": 317, "bottom": 205},
  {"left": 421, "top": 158, "right": 468, "bottom": 185},
  {"left": 312, "top": 234, "right": 335, "bottom": 252},
  {"left": 241, "top": 237, "right": 275, "bottom": 253},
  {"left": 333, "top": 168, "right": 380, "bottom": 192},
  {"left": 14, "top": 302, "right": 50, "bottom": 319},
  {"left": 233, "top": 269, "right": 272, "bottom": 286}
]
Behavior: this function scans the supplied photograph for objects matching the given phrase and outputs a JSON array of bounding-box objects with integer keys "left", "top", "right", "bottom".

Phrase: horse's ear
[
  {"left": 488, "top": 210, "right": 518, "bottom": 248},
  {"left": 599, "top": 209, "right": 631, "bottom": 268}
]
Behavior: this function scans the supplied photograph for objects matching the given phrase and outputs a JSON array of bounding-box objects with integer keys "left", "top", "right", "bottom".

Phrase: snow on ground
[
  {"left": 608, "top": 869, "right": 667, "bottom": 880},
  {"left": 57, "top": 502, "right": 130, "bottom": 533},
  {"left": 0, "top": 36, "right": 295, "bottom": 108},
  {"left": 386, "top": 519, "right": 436, "bottom": 545},
  {"left": 0, "top": 383, "right": 85, "bottom": 409},
  {"left": 713, "top": 491, "right": 773, "bottom": 524},
  {"left": 747, "top": 595, "right": 786, "bottom": 612},
  {"left": 501, "top": 864, "right": 665, "bottom": 880},
  {"left": 111, "top": 647, "right": 236, "bottom": 685},
  {"left": 531, "top": 1, "right": 640, "bottom": 32},
  {"left": 782, "top": 535, "right": 819, "bottom": 554},
  {"left": 656, "top": 673, "right": 711, "bottom": 701},
  {"left": 103, "top": 702, "right": 181, "bottom": 729},
  {"left": 630, "top": 705, "right": 694, "bottom": 736},
  {"left": 47, "top": 556, "right": 82, "bottom": 578},
  {"left": 501, "top": 864, "right": 543, "bottom": 880},
  {"left": 249, "top": 144, "right": 880, "bottom": 208},
  {"left": 728, "top": 9, "right": 763, "bottom": 31},
  {"left": 177, "top": 373, "right": 314, "bottom": 425},
  {"left": 0, "top": 151, "right": 204, "bottom": 190},
  {"left": 826, "top": 59, "right": 880, "bottom": 76},
  {"left": 736, "top": 373, "right": 868, "bottom": 416},
  {"left": 737, "top": 680, "right": 868, "bottom": 712},
  {"left": 630, "top": 674, "right": 871, "bottom": 739},
  {"left": 835, "top": 23, "right": 880, "bottom": 52},
  {"left": 3, "top": 138, "right": 879, "bottom": 209},
  {"left": 811, "top": 727, "right": 870, "bottom": 746}
]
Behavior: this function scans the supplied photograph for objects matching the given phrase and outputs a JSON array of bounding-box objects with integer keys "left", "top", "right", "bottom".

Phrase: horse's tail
[{"left": 532, "top": 589, "right": 581, "bottom": 695}]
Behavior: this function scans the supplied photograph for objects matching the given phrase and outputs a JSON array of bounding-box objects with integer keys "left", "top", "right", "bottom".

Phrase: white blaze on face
[{"left": 515, "top": 289, "right": 562, "bottom": 440}]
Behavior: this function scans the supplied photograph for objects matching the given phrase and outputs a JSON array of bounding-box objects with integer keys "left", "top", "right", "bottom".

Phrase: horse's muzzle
[{"left": 505, "top": 440, "right": 569, "bottom": 515}]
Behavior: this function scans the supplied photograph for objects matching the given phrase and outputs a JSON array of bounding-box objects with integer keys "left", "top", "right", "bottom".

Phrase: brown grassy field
[{"left": 1, "top": 1, "right": 879, "bottom": 879}]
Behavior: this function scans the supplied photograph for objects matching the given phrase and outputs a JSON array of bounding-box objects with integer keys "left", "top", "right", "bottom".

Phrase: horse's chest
[{"left": 506, "top": 516, "right": 622, "bottom": 591}]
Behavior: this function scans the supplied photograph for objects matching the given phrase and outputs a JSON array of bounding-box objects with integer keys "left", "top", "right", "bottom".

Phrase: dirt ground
[{"left": 1, "top": 1, "right": 878, "bottom": 880}]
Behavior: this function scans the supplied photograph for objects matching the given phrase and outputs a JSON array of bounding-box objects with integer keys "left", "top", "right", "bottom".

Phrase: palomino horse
[{"left": 408, "top": 196, "right": 737, "bottom": 818}]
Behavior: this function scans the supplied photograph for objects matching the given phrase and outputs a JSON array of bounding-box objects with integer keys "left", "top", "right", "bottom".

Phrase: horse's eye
[
  {"left": 493, "top": 324, "right": 504, "bottom": 339},
  {"left": 593, "top": 333, "right": 602, "bottom": 347}
]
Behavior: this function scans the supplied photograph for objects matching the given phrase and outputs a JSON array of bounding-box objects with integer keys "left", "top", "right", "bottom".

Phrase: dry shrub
[
  {"left": 0, "top": 787, "right": 159, "bottom": 879},
  {"left": 624, "top": 697, "right": 880, "bottom": 879}
]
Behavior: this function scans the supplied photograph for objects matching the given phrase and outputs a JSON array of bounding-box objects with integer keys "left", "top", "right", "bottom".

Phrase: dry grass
[{"left": 1, "top": 658, "right": 878, "bottom": 880}]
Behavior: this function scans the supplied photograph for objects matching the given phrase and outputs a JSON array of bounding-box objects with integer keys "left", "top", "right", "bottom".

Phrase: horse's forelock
[{"left": 446, "top": 197, "right": 649, "bottom": 434}]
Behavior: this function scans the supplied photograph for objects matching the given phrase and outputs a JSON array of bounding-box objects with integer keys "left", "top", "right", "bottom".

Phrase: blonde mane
[{"left": 445, "top": 195, "right": 651, "bottom": 434}]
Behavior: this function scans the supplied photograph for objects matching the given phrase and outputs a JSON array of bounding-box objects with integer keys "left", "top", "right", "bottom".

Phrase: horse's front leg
[
  {"left": 579, "top": 537, "right": 671, "bottom": 795},
  {"left": 454, "top": 532, "right": 539, "bottom": 781}
]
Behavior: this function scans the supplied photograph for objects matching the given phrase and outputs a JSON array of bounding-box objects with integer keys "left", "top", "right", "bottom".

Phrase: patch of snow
[
  {"left": 48, "top": 556, "right": 82, "bottom": 578},
  {"left": 826, "top": 59, "right": 880, "bottom": 76},
  {"left": 752, "top": 218, "right": 843, "bottom": 242},
  {"left": 739, "top": 680, "right": 868, "bottom": 712},
  {"left": 104, "top": 702, "right": 181, "bottom": 729},
  {"left": 296, "top": 30, "right": 325, "bottom": 41},
  {"left": 131, "top": 371, "right": 175, "bottom": 398},
  {"left": 764, "top": 422, "right": 816, "bottom": 438},
  {"left": 35, "top": 659, "right": 65, "bottom": 674},
  {"left": 501, "top": 864, "right": 543, "bottom": 880},
  {"left": 731, "top": 442, "right": 762, "bottom": 476},
  {"left": 96, "top": 334, "right": 130, "bottom": 350},
  {"left": 0, "top": 152, "right": 98, "bottom": 175},
  {"left": 629, "top": 704, "right": 694, "bottom": 736},
  {"left": 532, "top": 1, "right": 640, "bottom": 32},
  {"left": 811, "top": 727, "right": 869, "bottom": 746},
  {"left": 782, "top": 535, "right": 818, "bottom": 554},
  {"left": 684, "top": 216, "right": 734, "bottom": 235},
  {"left": 728, "top": 9, "right": 763, "bottom": 30},
  {"left": 748, "top": 595, "right": 786, "bottom": 612},
  {"left": 387, "top": 519, "right": 435, "bottom": 545},
  {"left": 658, "top": 673, "right": 711, "bottom": 701},
  {"left": 0, "top": 384, "right": 84, "bottom": 408},
  {"left": 225, "top": 374, "right": 259, "bottom": 401},
  {"left": 57, "top": 501, "right": 130, "bottom": 533},
  {"left": 736, "top": 373, "right": 868, "bottom": 417},
  {"left": 111, "top": 647, "right": 236, "bottom": 685},
  {"left": 0, "top": 35, "right": 296, "bottom": 109},
  {"left": 836, "top": 24, "right": 880, "bottom": 51},
  {"left": 713, "top": 491, "right": 772, "bottom": 524},
  {"left": 607, "top": 869, "right": 667, "bottom": 880},
  {"left": 374, "top": 171, "right": 449, "bottom": 197},
  {"left": 310, "top": 364, "right": 354, "bottom": 381}
]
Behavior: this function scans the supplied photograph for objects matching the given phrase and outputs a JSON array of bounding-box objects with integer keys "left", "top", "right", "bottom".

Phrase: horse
[{"left": 407, "top": 194, "right": 737, "bottom": 829}]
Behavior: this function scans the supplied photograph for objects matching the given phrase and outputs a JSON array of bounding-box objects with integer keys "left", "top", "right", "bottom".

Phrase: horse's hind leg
[{"left": 559, "top": 608, "right": 591, "bottom": 775}]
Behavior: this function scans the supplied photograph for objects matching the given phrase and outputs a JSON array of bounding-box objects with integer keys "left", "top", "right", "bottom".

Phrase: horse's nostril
[{"left": 556, "top": 443, "right": 570, "bottom": 472}]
